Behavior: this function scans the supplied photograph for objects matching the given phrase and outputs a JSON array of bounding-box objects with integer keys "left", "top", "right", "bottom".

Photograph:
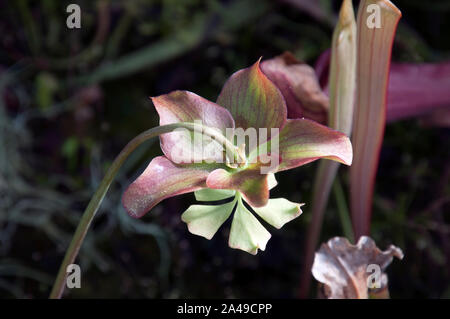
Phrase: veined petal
[
  {"left": 181, "top": 201, "right": 236, "bottom": 240},
  {"left": 277, "top": 119, "right": 353, "bottom": 172},
  {"left": 152, "top": 90, "right": 235, "bottom": 164},
  {"left": 194, "top": 188, "right": 235, "bottom": 201},
  {"left": 122, "top": 156, "right": 210, "bottom": 218},
  {"left": 206, "top": 168, "right": 270, "bottom": 208},
  {"left": 229, "top": 199, "right": 271, "bottom": 255},
  {"left": 216, "top": 59, "right": 287, "bottom": 148},
  {"left": 252, "top": 198, "right": 304, "bottom": 229}
]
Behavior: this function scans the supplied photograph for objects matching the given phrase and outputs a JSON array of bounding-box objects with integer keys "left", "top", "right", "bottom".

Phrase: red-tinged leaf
[
  {"left": 350, "top": 0, "right": 401, "bottom": 238},
  {"left": 276, "top": 119, "right": 352, "bottom": 172},
  {"left": 315, "top": 52, "right": 450, "bottom": 125},
  {"left": 122, "top": 156, "right": 211, "bottom": 218},
  {"left": 420, "top": 107, "right": 450, "bottom": 128},
  {"left": 261, "top": 52, "right": 329, "bottom": 124},
  {"left": 152, "top": 90, "right": 235, "bottom": 164},
  {"left": 216, "top": 59, "right": 287, "bottom": 147},
  {"left": 312, "top": 236, "right": 403, "bottom": 299},
  {"left": 181, "top": 201, "right": 236, "bottom": 240},
  {"left": 206, "top": 168, "right": 270, "bottom": 207},
  {"left": 386, "top": 62, "right": 450, "bottom": 123}
]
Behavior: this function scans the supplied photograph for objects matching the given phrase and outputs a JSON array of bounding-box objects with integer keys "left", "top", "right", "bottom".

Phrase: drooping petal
[
  {"left": 228, "top": 199, "right": 271, "bottom": 255},
  {"left": 206, "top": 168, "right": 270, "bottom": 208},
  {"left": 122, "top": 156, "right": 210, "bottom": 218},
  {"left": 181, "top": 201, "right": 236, "bottom": 240},
  {"left": 350, "top": 0, "right": 401, "bottom": 238},
  {"left": 386, "top": 62, "right": 450, "bottom": 123},
  {"left": 152, "top": 90, "right": 235, "bottom": 164},
  {"left": 216, "top": 59, "right": 287, "bottom": 148},
  {"left": 252, "top": 198, "right": 304, "bottom": 229},
  {"left": 194, "top": 188, "right": 235, "bottom": 201},
  {"left": 261, "top": 52, "right": 329, "bottom": 124},
  {"left": 276, "top": 119, "right": 352, "bottom": 172}
]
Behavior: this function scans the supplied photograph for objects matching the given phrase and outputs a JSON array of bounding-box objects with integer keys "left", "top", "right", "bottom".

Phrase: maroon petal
[{"left": 122, "top": 156, "right": 210, "bottom": 218}]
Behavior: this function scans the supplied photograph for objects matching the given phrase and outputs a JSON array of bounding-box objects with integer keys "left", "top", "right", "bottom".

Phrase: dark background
[{"left": 0, "top": 0, "right": 449, "bottom": 298}]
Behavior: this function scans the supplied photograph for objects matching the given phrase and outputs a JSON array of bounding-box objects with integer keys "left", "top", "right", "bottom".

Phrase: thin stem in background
[{"left": 49, "top": 122, "right": 240, "bottom": 299}]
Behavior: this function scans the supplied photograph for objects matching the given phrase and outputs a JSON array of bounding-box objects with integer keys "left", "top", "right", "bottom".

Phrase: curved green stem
[{"left": 49, "top": 122, "right": 239, "bottom": 299}]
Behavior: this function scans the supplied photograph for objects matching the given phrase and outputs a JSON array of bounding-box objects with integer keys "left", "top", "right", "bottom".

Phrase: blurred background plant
[{"left": 0, "top": 0, "right": 449, "bottom": 298}]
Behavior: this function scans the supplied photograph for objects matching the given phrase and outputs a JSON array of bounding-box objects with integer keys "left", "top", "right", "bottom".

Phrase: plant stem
[
  {"left": 49, "top": 122, "right": 239, "bottom": 299},
  {"left": 298, "top": 160, "right": 339, "bottom": 298}
]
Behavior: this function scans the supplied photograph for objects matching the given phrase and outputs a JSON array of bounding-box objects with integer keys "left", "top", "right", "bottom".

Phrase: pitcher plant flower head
[{"left": 122, "top": 59, "right": 353, "bottom": 255}]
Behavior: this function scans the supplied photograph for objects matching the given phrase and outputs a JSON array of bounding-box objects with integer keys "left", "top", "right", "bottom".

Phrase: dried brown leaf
[{"left": 311, "top": 236, "right": 403, "bottom": 299}]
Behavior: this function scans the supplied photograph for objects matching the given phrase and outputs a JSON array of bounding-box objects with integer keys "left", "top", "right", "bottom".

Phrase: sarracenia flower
[{"left": 122, "top": 59, "right": 352, "bottom": 254}]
